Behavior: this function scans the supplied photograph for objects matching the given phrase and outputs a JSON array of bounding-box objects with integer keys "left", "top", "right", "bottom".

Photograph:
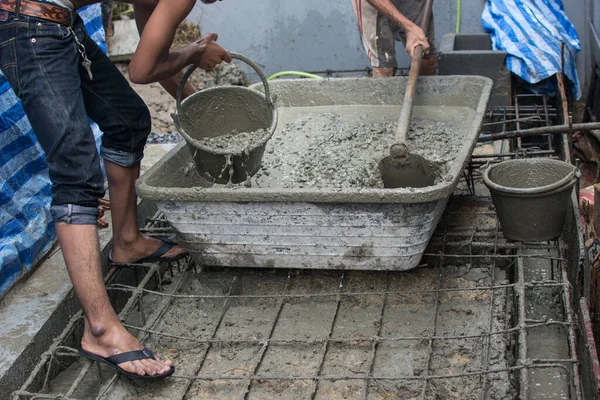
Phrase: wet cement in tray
[{"left": 245, "top": 105, "right": 473, "bottom": 189}]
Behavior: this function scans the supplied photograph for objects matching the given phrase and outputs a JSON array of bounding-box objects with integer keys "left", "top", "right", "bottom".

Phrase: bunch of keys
[
  {"left": 81, "top": 56, "right": 93, "bottom": 81},
  {"left": 69, "top": 27, "right": 93, "bottom": 80}
]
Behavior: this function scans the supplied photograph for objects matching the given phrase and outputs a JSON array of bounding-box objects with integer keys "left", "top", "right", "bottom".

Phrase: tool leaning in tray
[{"left": 378, "top": 0, "right": 439, "bottom": 189}]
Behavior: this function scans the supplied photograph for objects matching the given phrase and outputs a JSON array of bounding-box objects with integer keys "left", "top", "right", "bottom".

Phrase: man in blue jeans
[{"left": 0, "top": 0, "right": 229, "bottom": 380}]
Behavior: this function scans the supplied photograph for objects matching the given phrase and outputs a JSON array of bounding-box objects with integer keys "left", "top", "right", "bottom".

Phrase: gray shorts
[{"left": 351, "top": 0, "right": 437, "bottom": 68}]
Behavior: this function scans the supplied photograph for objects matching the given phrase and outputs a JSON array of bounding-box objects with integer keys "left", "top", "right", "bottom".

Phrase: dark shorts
[
  {"left": 351, "top": 0, "right": 437, "bottom": 68},
  {"left": 0, "top": 11, "right": 151, "bottom": 224}
]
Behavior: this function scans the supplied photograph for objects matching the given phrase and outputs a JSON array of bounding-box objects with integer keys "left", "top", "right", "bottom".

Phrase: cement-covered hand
[
  {"left": 192, "top": 32, "right": 233, "bottom": 70},
  {"left": 162, "top": 33, "right": 231, "bottom": 100},
  {"left": 404, "top": 23, "right": 430, "bottom": 58}
]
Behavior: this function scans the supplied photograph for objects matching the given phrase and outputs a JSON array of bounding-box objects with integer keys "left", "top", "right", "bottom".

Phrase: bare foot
[
  {"left": 110, "top": 235, "right": 186, "bottom": 264},
  {"left": 81, "top": 319, "right": 172, "bottom": 377}
]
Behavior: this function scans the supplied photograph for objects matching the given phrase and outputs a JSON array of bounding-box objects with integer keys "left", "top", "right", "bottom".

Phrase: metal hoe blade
[
  {"left": 379, "top": 144, "right": 437, "bottom": 188},
  {"left": 379, "top": 0, "right": 437, "bottom": 189}
]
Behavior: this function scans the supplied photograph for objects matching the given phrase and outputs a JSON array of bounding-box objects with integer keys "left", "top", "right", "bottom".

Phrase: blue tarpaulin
[
  {"left": 0, "top": 5, "right": 106, "bottom": 296},
  {"left": 482, "top": 0, "right": 582, "bottom": 99}
]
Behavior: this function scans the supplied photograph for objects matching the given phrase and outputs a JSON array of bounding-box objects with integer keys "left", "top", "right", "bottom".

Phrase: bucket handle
[{"left": 175, "top": 52, "right": 274, "bottom": 117}]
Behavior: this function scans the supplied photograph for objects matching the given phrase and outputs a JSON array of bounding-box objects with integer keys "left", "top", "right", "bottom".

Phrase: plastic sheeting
[{"left": 482, "top": 0, "right": 582, "bottom": 99}]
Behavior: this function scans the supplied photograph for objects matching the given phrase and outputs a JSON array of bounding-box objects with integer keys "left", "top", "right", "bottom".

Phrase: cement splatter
[{"left": 196, "top": 129, "right": 269, "bottom": 155}]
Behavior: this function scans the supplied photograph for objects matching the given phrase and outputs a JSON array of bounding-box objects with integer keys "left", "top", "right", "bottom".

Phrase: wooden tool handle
[
  {"left": 395, "top": 46, "right": 425, "bottom": 146},
  {"left": 393, "top": 0, "right": 434, "bottom": 150}
]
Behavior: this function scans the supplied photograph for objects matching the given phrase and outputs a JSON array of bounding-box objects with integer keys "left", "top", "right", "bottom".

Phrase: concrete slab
[
  {"left": 141, "top": 144, "right": 177, "bottom": 176},
  {"left": 439, "top": 33, "right": 510, "bottom": 107},
  {"left": 0, "top": 143, "right": 173, "bottom": 395},
  {"left": 106, "top": 19, "right": 139, "bottom": 62},
  {"left": 0, "top": 211, "right": 114, "bottom": 396}
]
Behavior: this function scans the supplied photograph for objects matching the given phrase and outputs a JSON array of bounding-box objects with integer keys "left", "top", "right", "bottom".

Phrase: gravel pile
[{"left": 146, "top": 132, "right": 183, "bottom": 144}]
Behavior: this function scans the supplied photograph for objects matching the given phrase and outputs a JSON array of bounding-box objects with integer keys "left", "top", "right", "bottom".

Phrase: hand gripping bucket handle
[{"left": 174, "top": 52, "right": 274, "bottom": 118}]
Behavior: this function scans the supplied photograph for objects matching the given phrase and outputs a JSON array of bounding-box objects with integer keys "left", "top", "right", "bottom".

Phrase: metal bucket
[
  {"left": 172, "top": 53, "right": 277, "bottom": 184},
  {"left": 483, "top": 158, "right": 579, "bottom": 242}
]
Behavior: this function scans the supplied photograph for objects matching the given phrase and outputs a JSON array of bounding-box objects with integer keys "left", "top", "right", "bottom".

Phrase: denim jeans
[{"left": 0, "top": 11, "right": 151, "bottom": 224}]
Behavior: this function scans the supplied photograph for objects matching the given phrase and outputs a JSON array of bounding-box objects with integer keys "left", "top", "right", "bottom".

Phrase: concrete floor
[
  {"left": 0, "top": 143, "right": 175, "bottom": 396},
  {"left": 5, "top": 196, "right": 581, "bottom": 400},
  {"left": 0, "top": 142, "right": 583, "bottom": 399}
]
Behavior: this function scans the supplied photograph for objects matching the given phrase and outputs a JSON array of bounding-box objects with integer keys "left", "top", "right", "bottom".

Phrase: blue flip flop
[
  {"left": 109, "top": 238, "right": 188, "bottom": 265},
  {"left": 79, "top": 347, "right": 175, "bottom": 381}
]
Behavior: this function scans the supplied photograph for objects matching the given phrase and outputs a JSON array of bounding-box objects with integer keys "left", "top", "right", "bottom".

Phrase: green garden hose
[
  {"left": 456, "top": 0, "right": 461, "bottom": 33},
  {"left": 267, "top": 71, "right": 323, "bottom": 81}
]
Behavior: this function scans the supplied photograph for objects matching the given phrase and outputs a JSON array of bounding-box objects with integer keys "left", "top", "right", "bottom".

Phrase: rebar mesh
[
  {"left": 11, "top": 89, "right": 582, "bottom": 400},
  {"left": 12, "top": 197, "right": 582, "bottom": 400}
]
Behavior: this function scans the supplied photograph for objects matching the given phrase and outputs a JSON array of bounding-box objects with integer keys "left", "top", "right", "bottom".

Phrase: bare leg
[
  {"left": 373, "top": 67, "right": 397, "bottom": 77},
  {"left": 56, "top": 223, "right": 172, "bottom": 376},
  {"left": 373, "top": 55, "right": 437, "bottom": 78},
  {"left": 420, "top": 55, "right": 438, "bottom": 76},
  {"left": 105, "top": 160, "right": 185, "bottom": 263}
]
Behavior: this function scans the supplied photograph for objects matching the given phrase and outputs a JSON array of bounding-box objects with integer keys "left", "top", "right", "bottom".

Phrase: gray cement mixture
[
  {"left": 193, "top": 105, "right": 473, "bottom": 189},
  {"left": 197, "top": 129, "right": 269, "bottom": 155}
]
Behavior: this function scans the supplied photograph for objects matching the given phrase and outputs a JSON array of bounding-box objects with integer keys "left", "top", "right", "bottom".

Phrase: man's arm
[
  {"left": 133, "top": 4, "right": 194, "bottom": 99},
  {"left": 128, "top": 0, "right": 231, "bottom": 87},
  {"left": 365, "top": 0, "right": 429, "bottom": 57}
]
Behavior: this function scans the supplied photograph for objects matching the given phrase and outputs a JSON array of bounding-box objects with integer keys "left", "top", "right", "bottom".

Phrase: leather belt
[{"left": 0, "top": 0, "right": 73, "bottom": 26}]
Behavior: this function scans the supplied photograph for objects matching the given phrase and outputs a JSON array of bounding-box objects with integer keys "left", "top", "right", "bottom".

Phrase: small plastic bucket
[
  {"left": 172, "top": 53, "right": 277, "bottom": 184},
  {"left": 483, "top": 158, "right": 579, "bottom": 241}
]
